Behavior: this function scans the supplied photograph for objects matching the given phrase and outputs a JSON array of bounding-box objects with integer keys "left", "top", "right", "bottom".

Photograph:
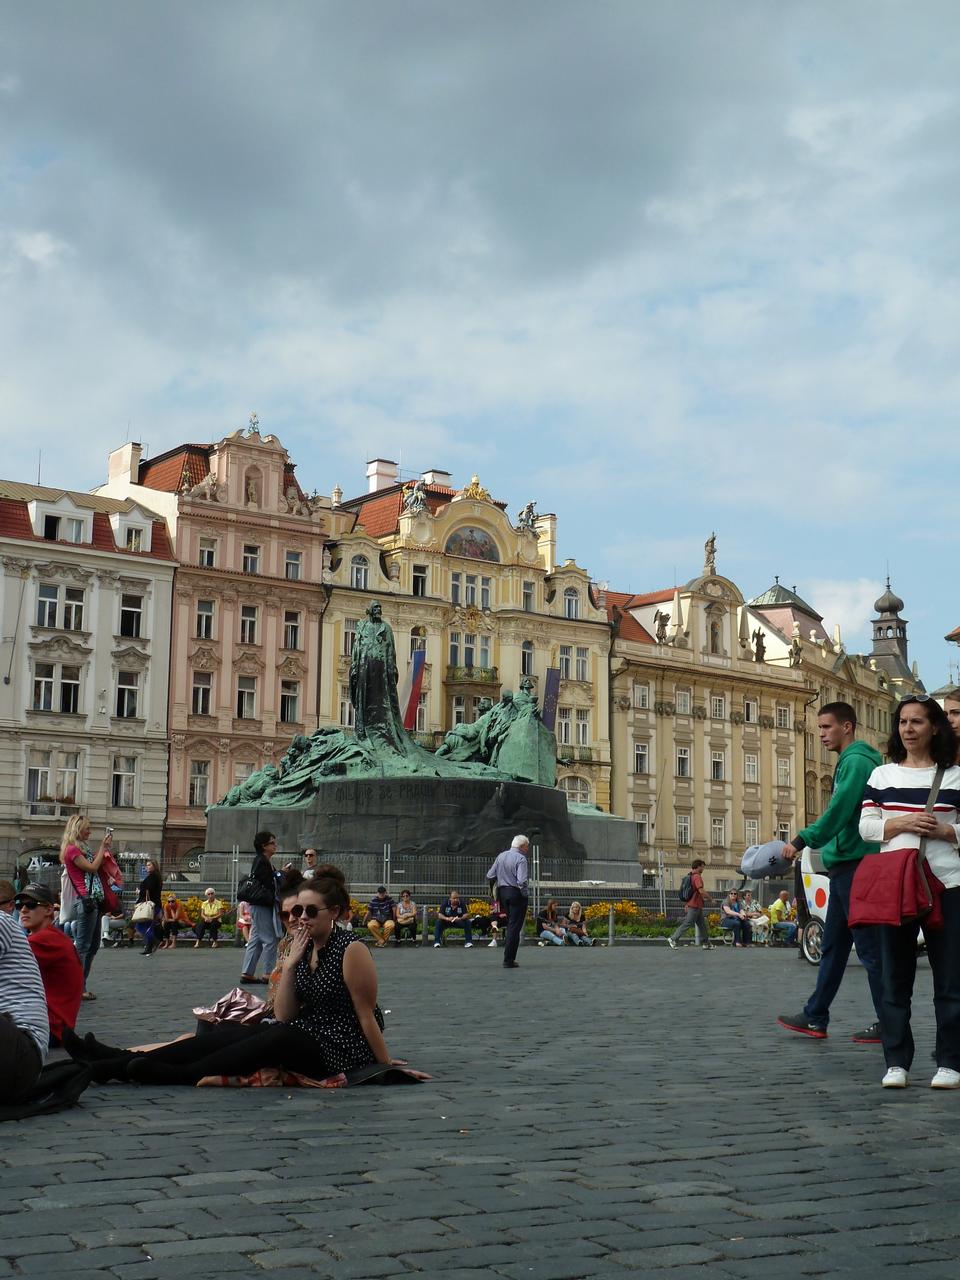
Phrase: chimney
[
  {"left": 534, "top": 512, "right": 557, "bottom": 570},
  {"left": 421, "top": 468, "right": 453, "bottom": 487},
  {"left": 107, "top": 442, "right": 142, "bottom": 484},
  {"left": 366, "top": 458, "right": 399, "bottom": 493}
]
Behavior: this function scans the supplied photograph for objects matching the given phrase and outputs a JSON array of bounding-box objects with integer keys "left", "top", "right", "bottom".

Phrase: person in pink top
[{"left": 59, "top": 814, "right": 113, "bottom": 999}]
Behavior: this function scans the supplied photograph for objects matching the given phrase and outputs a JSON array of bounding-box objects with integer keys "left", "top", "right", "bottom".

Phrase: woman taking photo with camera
[{"left": 60, "top": 815, "right": 113, "bottom": 1000}]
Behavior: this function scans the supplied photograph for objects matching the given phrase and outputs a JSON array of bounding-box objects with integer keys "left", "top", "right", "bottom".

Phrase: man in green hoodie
[{"left": 777, "top": 702, "right": 883, "bottom": 1043}]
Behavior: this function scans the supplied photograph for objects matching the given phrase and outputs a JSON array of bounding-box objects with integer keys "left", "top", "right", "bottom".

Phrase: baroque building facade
[
  {"left": 0, "top": 481, "right": 175, "bottom": 867},
  {"left": 328, "top": 461, "right": 612, "bottom": 809},
  {"left": 96, "top": 423, "right": 338, "bottom": 862}
]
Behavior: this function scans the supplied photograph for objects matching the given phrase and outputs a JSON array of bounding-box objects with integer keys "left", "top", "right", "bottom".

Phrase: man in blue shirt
[
  {"left": 433, "top": 890, "right": 473, "bottom": 949},
  {"left": 487, "top": 835, "right": 530, "bottom": 969}
]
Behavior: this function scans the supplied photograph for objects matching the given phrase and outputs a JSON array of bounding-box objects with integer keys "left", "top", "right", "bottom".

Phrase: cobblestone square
[{"left": 3, "top": 941, "right": 959, "bottom": 1277}]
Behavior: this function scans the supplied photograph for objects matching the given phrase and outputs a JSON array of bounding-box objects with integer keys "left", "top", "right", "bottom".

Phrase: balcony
[
  {"left": 559, "top": 745, "right": 594, "bottom": 764},
  {"left": 445, "top": 665, "right": 499, "bottom": 685}
]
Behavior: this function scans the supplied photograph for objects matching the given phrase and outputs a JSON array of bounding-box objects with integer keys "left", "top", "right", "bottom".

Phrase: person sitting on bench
[
  {"left": 769, "top": 891, "right": 798, "bottom": 944},
  {"left": 433, "top": 890, "right": 473, "bottom": 948}
]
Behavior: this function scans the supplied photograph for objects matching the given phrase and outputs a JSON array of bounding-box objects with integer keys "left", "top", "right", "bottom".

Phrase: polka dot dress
[{"left": 291, "top": 926, "right": 384, "bottom": 1073}]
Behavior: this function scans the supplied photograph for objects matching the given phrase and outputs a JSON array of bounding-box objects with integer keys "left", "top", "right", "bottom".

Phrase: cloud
[{"left": 805, "top": 578, "right": 883, "bottom": 649}]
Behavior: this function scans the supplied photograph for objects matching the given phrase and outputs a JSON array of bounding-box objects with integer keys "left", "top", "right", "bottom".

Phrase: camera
[{"left": 104, "top": 826, "right": 114, "bottom": 837}]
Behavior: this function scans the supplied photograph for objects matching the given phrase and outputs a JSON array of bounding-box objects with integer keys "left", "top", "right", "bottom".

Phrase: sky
[{"left": 2, "top": 1, "right": 959, "bottom": 684}]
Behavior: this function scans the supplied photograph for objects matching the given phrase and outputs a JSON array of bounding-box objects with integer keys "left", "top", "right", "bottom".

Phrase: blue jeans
[
  {"left": 434, "top": 919, "right": 473, "bottom": 945},
  {"left": 242, "top": 903, "right": 280, "bottom": 977},
  {"left": 73, "top": 897, "right": 102, "bottom": 980},
  {"left": 773, "top": 921, "right": 798, "bottom": 944},
  {"left": 803, "top": 860, "right": 882, "bottom": 1028},
  {"left": 539, "top": 929, "right": 565, "bottom": 945}
]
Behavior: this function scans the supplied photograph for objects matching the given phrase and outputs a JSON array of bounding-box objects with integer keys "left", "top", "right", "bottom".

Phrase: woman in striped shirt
[{"left": 859, "top": 696, "right": 960, "bottom": 1089}]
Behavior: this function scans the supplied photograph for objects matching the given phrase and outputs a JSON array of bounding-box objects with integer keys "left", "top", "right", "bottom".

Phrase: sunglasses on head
[
  {"left": 281, "top": 903, "right": 335, "bottom": 921},
  {"left": 899, "top": 694, "right": 932, "bottom": 706}
]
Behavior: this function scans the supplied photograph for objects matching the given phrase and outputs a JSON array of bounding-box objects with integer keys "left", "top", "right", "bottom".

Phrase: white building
[{"left": 0, "top": 481, "right": 175, "bottom": 869}]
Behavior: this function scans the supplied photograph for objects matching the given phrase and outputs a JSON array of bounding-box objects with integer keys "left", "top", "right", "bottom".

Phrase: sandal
[{"left": 81, "top": 990, "right": 97, "bottom": 1001}]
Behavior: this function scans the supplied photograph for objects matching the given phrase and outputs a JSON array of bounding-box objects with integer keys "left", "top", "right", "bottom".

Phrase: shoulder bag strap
[{"left": 917, "top": 766, "right": 946, "bottom": 861}]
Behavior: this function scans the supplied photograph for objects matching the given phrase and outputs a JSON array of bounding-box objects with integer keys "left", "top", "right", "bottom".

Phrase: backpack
[{"left": 679, "top": 873, "right": 695, "bottom": 904}]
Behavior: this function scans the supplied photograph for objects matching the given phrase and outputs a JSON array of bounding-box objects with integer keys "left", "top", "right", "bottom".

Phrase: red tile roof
[
  {"left": 138, "top": 445, "right": 212, "bottom": 493},
  {"left": 605, "top": 590, "right": 656, "bottom": 644},
  {"left": 946, "top": 624, "right": 960, "bottom": 644},
  {"left": 347, "top": 483, "right": 460, "bottom": 538},
  {"left": 0, "top": 497, "right": 37, "bottom": 541},
  {"left": 0, "top": 498, "right": 175, "bottom": 561},
  {"left": 626, "top": 587, "right": 675, "bottom": 606}
]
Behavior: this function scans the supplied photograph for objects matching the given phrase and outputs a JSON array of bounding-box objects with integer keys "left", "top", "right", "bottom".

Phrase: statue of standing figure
[
  {"left": 517, "top": 501, "right": 538, "bottom": 532},
  {"left": 349, "top": 601, "right": 408, "bottom": 753},
  {"left": 653, "top": 609, "right": 669, "bottom": 644},
  {"left": 403, "top": 479, "right": 427, "bottom": 514},
  {"left": 704, "top": 532, "right": 717, "bottom": 575},
  {"left": 752, "top": 628, "right": 766, "bottom": 663}
]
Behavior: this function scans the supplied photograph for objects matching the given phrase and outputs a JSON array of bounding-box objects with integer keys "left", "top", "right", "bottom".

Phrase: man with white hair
[{"left": 486, "top": 835, "right": 530, "bottom": 969}]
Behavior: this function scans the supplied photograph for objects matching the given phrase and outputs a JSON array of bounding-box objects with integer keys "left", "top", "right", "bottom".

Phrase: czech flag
[{"left": 398, "top": 648, "right": 427, "bottom": 730}]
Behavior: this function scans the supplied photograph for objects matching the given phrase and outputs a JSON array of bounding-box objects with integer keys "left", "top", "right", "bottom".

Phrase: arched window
[
  {"left": 350, "top": 555, "right": 369, "bottom": 590},
  {"left": 559, "top": 775, "right": 591, "bottom": 805},
  {"left": 410, "top": 625, "right": 427, "bottom": 658},
  {"left": 521, "top": 640, "right": 534, "bottom": 676},
  {"left": 563, "top": 587, "right": 580, "bottom": 619}
]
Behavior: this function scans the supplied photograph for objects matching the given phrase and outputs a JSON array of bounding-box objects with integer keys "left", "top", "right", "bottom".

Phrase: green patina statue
[{"left": 216, "top": 599, "right": 556, "bottom": 807}]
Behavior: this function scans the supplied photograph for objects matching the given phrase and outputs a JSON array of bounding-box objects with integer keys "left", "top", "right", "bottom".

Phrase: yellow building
[
  {"left": 607, "top": 557, "right": 809, "bottom": 891},
  {"left": 321, "top": 462, "right": 612, "bottom": 808}
]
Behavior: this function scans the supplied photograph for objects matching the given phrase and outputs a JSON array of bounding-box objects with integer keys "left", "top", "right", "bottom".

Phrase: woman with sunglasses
[
  {"left": 859, "top": 696, "right": 960, "bottom": 1088},
  {"left": 64, "top": 866, "right": 427, "bottom": 1085}
]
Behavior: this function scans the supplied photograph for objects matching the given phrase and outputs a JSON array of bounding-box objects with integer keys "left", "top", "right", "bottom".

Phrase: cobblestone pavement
[{"left": 3, "top": 940, "right": 960, "bottom": 1278}]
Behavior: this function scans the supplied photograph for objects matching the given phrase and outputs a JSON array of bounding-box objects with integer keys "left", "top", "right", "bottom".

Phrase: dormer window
[
  {"left": 125, "top": 527, "right": 143, "bottom": 552},
  {"left": 43, "top": 514, "right": 60, "bottom": 541}
]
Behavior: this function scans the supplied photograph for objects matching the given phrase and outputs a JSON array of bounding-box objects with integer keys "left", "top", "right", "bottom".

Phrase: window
[
  {"left": 451, "top": 572, "right": 462, "bottom": 605},
  {"left": 805, "top": 731, "right": 815, "bottom": 759},
  {"left": 198, "top": 538, "right": 217, "bottom": 567},
  {"left": 57, "top": 752, "right": 79, "bottom": 812},
  {"left": 65, "top": 517, "right": 84, "bottom": 544},
  {"left": 60, "top": 665, "right": 80, "bottom": 714},
  {"left": 37, "top": 584, "right": 58, "bottom": 628},
  {"left": 776, "top": 704, "right": 791, "bottom": 729},
  {"left": 557, "top": 707, "right": 572, "bottom": 745},
  {"left": 744, "top": 753, "right": 759, "bottom": 784},
  {"left": 285, "top": 550, "right": 302, "bottom": 581},
  {"left": 43, "top": 514, "right": 60, "bottom": 540},
  {"left": 462, "top": 633, "right": 476, "bottom": 667},
  {"left": 33, "top": 663, "right": 54, "bottom": 711},
  {"left": 243, "top": 544, "right": 261, "bottom": 574},
  {"left": 449, "top": 632, "right": 461, "bottom": 666},
  {"left": 777, "top": 822, "right": 791, "bottom": 843},
  {"left": 464, "top": 574, "right": 477, "bottom": 606},
  {"left": 234, "top": 762, "right": 255, "bottom": 787},
  {"left": 283, "top": 610, "right": 301, "bottom": 650},
  {"left": 111, "top": 754, "right": 137, "bottom": 808},
  {"left": 240, "top": 605, "right": 258, "bottom": 645},
  {"left": 711, "top": 694, "right": 725, "bottom": 720},
  {"left": 559, "top": 645, "right": 572, "bottom": 679},
  {"left": 637, "top": 812, "right": 650, "bottom": 845},
  {"left": 676, "top": 813, "right": 691, "bottom": 845},
  {"left": 188, "top": 760, "right": 210, "bottom": 808},
  {"left": 119, "top": 593, "right": 142, "bottom": 638},
  {"left": 413, "top": 564, "right": 427, "bottom": 597},
  {"left": 559, "top": 775, "right": 591, "bottom": 804},
  {"left": 744, "top": 697, "right": 758, "bottom": 723},
  {"left": 675, "top": 688, "right": 691, "bottom": 715},
  {"left": 26, "top": 749, "right": 54, "bottom": 815},
  {"left": 777, "top": 757, "right": 791, "bottom": 787},
  {"left": 415, "top": 693, "right": 427, "bottom": 732},
  {"left": 63, "top": 588, "right": 84, "bottom": 631},
  {"left": 350, "top": 555, "right": 368, "bottom": 590},
  {"left": 481, "top": 577, "right": 491, "bottom": 609},
  {"left": 452, "top": 695, "right": 466, "bottom": 725},
  {"left": 676, "top": 746, "right": 690, "bottom": 778},
  {"left": 196, "top": 600, "right": 214, "bottom": 640},
  {"left": 521, "top": 640, "right": 534, "bottom": 676},
  {"left": 478, "top": 635, "right": 491, "bottom": 668},
  {"left": 575, "top": 709, "right": 590, "bottom": 745},
  {"left": 280, "top": 680, "right": 300, "bottom": 723},
  {"left": 575, "top": 647, "right": 589, "bottom": 681},
  {"left": 339, "top": 685, "right": 354, "bottom": 727},
  {"left": 711, "top": 817, "right": 726, "bottom": 847},
  {"left": 634, "top": 742, "right": 648, "bottom": 774},
  {"left": 192, "top": 671, "right": 212, "bottom": 716},
  {"left": 343, "top": 619, "right": 358, "bottom": 657},
  {"left": 633, "top": 682, "right": 650, "bottom": 710},
  {"left": 410, "top": 625, "right": 427, "bottom": 658},
  {"left": 236, "top": 676, "right": 257, "bottom": 720},
  {"left": 711, "top": 751, "right": 725, "bottom": 781},
  {"left": 116, "top": 670, "right": 139, "bottom": 718},
  {"left": 563, "top": 587, "right": 580, "bottom": 619},
  {"left": 522, "top": 580, "right": 535, "bottom": 612},
  {"left": 125, "top": 527, "right": 142, "bottom": 552},
  {"left": 745, "top": 817, "right": 759, "bottom": 846}
]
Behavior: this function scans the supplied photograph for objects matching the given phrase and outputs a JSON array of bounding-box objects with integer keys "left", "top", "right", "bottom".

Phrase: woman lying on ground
[{"left": 65, "top": 867, "right": 428, "bottom": 1086}]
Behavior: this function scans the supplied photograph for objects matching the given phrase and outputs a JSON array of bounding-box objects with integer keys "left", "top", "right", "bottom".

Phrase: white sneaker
[
  {"left": 537, "top": 941, "right": 545, "bottom": 947},
  {"left": 433, "top": 943, "right": 441, "bottom": 949},
  {"left": 464, "top": 942, "right": 473, "bottom": 949},
  {"left": 881, "top": 1067, "right": 909, "bottom": 1088},
  {"left": 931, "top": 1067, "right": 960, "bottom": 1089},
  {"left": 667, "top": 937, "right": 677, "bottom": 949},
  {"left": 488, "top": 939, "right": 497, "bottom": 947}
]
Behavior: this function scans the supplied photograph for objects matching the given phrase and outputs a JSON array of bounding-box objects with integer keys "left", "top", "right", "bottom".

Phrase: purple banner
[{"left": 541, "top": 667, "right": 561, "bottom": 732}]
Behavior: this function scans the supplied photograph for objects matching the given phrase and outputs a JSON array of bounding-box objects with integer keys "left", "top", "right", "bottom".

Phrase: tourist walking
[
  {"left": 239, "top": 831, "right": 281, "bottom": 985},
  {"left": 486, "top": 835, "right": 529, "bottom": 969},
  {"left": 777, "top": 702, "right": 883, "bottom": 1042},
  {"left": 668, "top": 859, "right": 713, "bottom": 949},
  {"left": 857, "top": 696, "right": 960, "bottom": 1088},
  {"left": 135, "top": 860, "right": 164, "bottom": 957},
  {"left": 60, "top": 815, "right": 113, "bottom": 998}
]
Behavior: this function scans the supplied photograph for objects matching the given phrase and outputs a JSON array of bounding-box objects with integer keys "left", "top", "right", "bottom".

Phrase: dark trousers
[
  {"left": 499, "top": 886, "right": 528, "bottom": 965},
  {"left": 129, "top": 1022, "right": 334, "bottom": 1085},
  {"left": 0, "top": 1014, "right": 43, "bottom": 1103},
  {"left": 194, "top": 921, "right": 220, "bottom": 943},
  {"left": 879, "top": 888, "right": 960, "bottom": 1071},
  {"left": 395, "top": 920, "right": 417, "bottom": 942},
  {"left": 804, "top": 860, "right": 883, "bottom": 1028}
]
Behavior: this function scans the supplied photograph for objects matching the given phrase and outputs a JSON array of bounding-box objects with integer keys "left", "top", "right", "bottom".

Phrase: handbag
[
  {"left": 59, "top": 867, "right": 78, "bottom": 926},
  {"left": 131, "top": 899, "right": 155, "bottom": 923},
  {"left": 849, "top": 766, "right": 944, "bottom": 928},
  {"left": 237, "top": 874, "right": 273, "bottom": 908},
  {"left": 99, "top": 872, "right": 122, "bottom": 915}
]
